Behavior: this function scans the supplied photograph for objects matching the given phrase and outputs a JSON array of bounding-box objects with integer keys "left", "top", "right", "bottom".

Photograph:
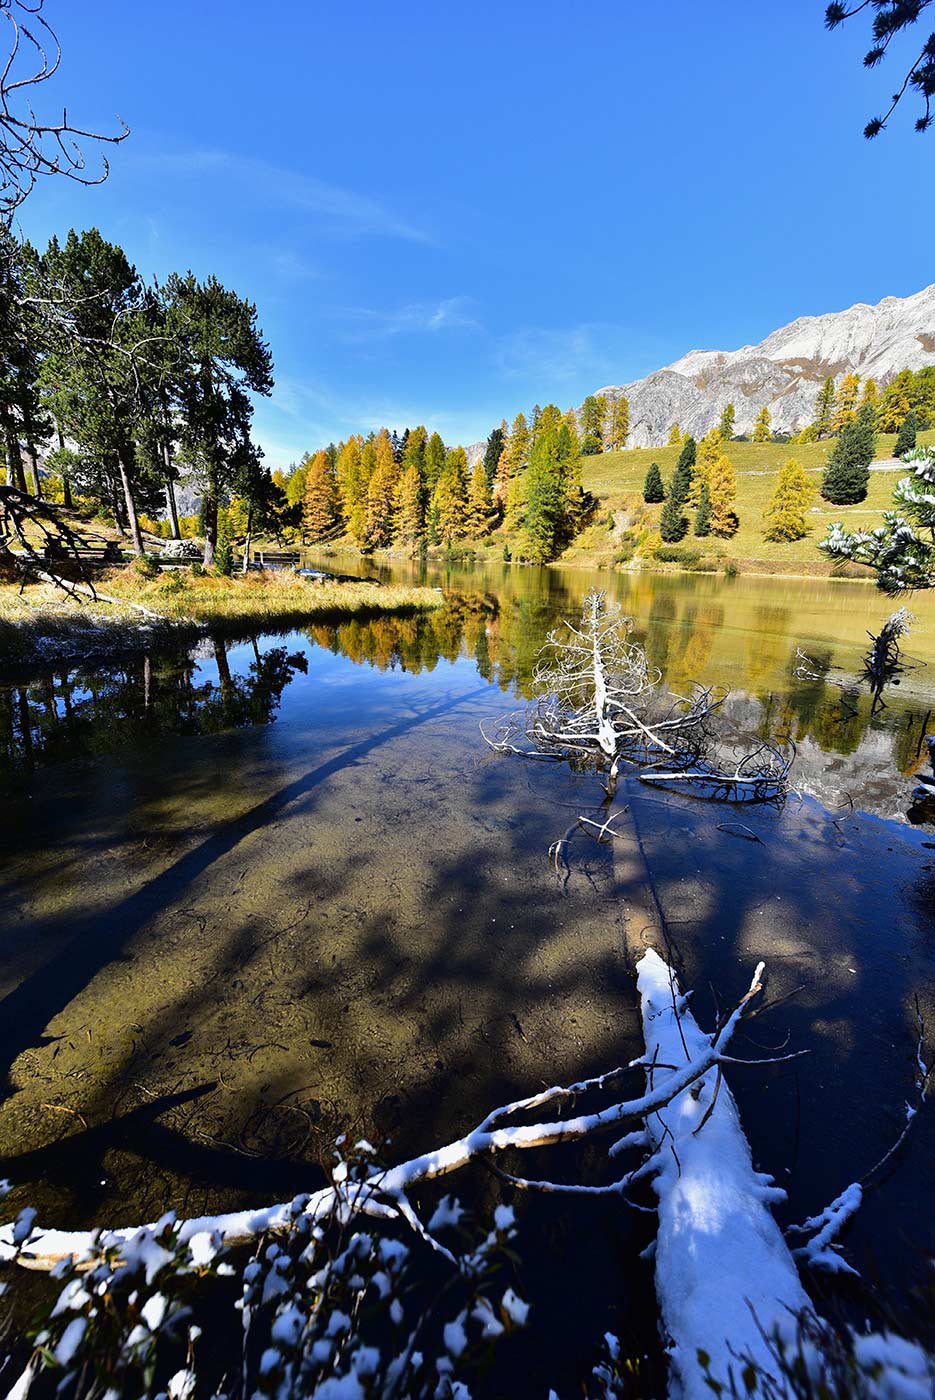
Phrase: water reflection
[{"left": 3, "top": 567, "right": 935, "bottom": 819}]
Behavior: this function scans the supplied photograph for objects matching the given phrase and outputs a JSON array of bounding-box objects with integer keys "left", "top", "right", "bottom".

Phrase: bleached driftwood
[{"left": 482, "top": 590, "right": 792, "bottom": 803}]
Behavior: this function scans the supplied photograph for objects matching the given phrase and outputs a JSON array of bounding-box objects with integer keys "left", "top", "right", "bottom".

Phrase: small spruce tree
[
  {"left": 694, "top": 482, "right": 711, "bottom": 536},
  {"left": 659, "top": 474, "right": 688, "bottom": 542},
  {"left": 643, "top": 461, "right": 665, "bottom": 502},
  {"left": 821, "top": 404, "right": 876, "bottom": 504},
  {"left": 673, "top": 436, "right": 696, "bottom": 499},
  {"left": 894, "top": 410, "right": 918, "bottom": 459},
  {"left": 214, "top": 518, "right": 234, "bottom": 576}
]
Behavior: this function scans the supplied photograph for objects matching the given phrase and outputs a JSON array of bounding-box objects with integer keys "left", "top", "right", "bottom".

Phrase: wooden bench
[
  {"left": 252, "top": 549, "right": 300, "bottom": 568},
  {"left": 42, "top": 540, "right": 124, "bottom": 565}
]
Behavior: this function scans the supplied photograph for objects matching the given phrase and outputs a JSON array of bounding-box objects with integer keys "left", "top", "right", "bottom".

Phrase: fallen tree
[
  {"left": 1, "top": 951, "right": 929, "bottom": 1399},
  {"left": 481, "top": 590, "right": 792, "bottom": 804}
]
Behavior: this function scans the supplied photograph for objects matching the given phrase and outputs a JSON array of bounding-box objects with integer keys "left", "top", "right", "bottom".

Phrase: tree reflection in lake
[{"left": 3, "top": 566, "right": 935, "bottom": 819}]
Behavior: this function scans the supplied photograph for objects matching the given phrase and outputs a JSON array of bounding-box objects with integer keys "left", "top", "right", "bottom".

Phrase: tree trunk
[
  {"left": 242, "top": 503, "right": 253, "bottom": 574},
  {"left": 164, "top": 479, "right": 180, "bottom": 539},
  {"left": 55, "top": 423, "right": 72, "bottom": 509},
  {"left": 203, "top": 470, "right": 218, "bottom": 568},
  {"left": 116, "top": 447, "right": 145, "bottom": 556},
  {"left": 1, "top": 407, "right": 26, "bottom": 493}
]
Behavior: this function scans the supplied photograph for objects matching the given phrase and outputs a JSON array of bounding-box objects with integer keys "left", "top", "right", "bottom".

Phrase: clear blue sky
[{"left": 13, "top": 0, "right": 935, "bottom": 465}]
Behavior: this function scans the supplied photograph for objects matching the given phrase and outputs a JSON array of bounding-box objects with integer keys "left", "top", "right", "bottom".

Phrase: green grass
[
  {"left": 573, "top": 429, "right": 935, "bottom": 570},
  {"left": 0, "top": 568, "right": 442, "bottom": 670}
]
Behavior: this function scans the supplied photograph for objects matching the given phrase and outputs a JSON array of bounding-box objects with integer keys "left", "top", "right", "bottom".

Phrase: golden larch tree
[
  {"left": 752, "top": 406, "right": 772, "bottom": 442},
  {"left": 708, "top": 452, "right": 739, "bottom": 535},
  {"left": 762, "top": 457, "right": 815, "bottom": 541},
  {"left": 302, "top": 450, "right": 336, "bottom": 541}
]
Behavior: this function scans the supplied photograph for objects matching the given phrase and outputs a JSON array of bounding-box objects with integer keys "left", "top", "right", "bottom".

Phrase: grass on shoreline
[{"left": 0, "top": 567, "right": 443, "bottom": 671}]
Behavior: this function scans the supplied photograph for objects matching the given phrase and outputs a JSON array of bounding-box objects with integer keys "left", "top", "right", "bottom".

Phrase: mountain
[{"left": 593, "top": 283, "right": 935, "bottom": 447}]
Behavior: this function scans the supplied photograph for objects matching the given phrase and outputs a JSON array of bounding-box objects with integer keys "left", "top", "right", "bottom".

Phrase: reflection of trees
[{"left": 1, "top": 643, "right": 308, "bottom": 793}]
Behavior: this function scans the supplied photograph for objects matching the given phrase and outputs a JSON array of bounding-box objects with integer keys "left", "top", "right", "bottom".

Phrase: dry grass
[{"left": 0, "top": 566, "right": 442, "bottom": 670}]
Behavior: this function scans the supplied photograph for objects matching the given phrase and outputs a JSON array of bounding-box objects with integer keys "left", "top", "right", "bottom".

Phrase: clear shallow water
[{"left": 1, "top": 566, "right": 935, "bottom": 1385}]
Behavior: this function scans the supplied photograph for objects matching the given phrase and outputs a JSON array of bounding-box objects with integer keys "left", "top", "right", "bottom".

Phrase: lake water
[{"left": 2, "top": 562, "right": 934, "bottom": 1387}]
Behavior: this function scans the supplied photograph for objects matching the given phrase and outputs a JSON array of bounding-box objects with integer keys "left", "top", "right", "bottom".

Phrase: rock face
[{"left": 594, "top": 283, "right": 935, "bottom": 448}]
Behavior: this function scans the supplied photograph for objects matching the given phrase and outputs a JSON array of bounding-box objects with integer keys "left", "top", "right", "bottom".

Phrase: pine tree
[
  {"left": 830, "top": 373, "right": 861, "bottom": 434},
  {"left": 894, "top": 409, "right": 918, "bottom": 458},
  {"left": 813, "top": 377, "right": 836, "bottom": 439},
  {"left": 523, "top": 429, "right": 564, "bottom": 561},
  {"left": 708, "top": 453, "right": 739, "bottom": 535},
  {"left": 762, "top": 457, "right": 815, "bottom": 541},
  {"left": 752, "top": 406, "right": 772, "bottom": 442},
  {"left": 718, "top": 403, "right": 736, "bottom": 440},
  {"left": 483, "top": 422, "right": 506, "bottom": 484},
  {"left": 673, "top": 435, "right": 696, "bottom": 500},
  {"left": 659, "top": 476, "right": 688, "bottom": 541},
  {"left": 395, "top": 463, "right": 424, "bottom": 545},
  {"left": 214, "top": 515, "right": 234, "bottom": 575},
  {"left": 302, "top": 449, "right": 335, "bottom": 541},
  {"left": 643, "top": 461, "right": 665, "bottom": 502},
  {"left": 466, "top": 461, "right": 491, "bottom": 535},
  {"left": 821, "top": 403, "right": 876, "bottom": 503},
  {"left": 694, "top": 482, "right": 711, "bottom": 537},
  {"left": 606, "top": 394, "right": 629, "bottom": 450},
  {"left": 667, "top": 423, "right": 683, "bottom": 446}
]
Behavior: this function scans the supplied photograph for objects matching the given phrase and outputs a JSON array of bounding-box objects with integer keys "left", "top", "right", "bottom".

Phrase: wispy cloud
[
  {"left": 133, "top": 147, "right": 433, "bottom": 244},
  {"left": 335, "top": 296, "right": 480, "bottom": 342},
  {"left": 494, "top": 323, "right": 624, "bottom": 385}
]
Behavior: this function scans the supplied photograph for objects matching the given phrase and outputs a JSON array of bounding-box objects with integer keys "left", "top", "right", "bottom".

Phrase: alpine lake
[{"left": 2, "top": 555, "right": 935, "bottom": 1390}]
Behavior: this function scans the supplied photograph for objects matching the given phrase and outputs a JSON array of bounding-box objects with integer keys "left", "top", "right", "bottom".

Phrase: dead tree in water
[
  {"left": 795, "top": 607, "right": 916, "bottom": 714},
  {"left": 482, "top": 590, "right": 792, "bottom": 803}
]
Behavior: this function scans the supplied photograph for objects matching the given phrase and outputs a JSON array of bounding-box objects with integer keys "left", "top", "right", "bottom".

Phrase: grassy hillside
[{"left": 570, "top": 429, "right": 935, "bottom": 570}]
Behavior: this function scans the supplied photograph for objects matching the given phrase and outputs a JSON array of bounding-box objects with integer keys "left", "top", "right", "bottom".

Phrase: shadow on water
[{"left": 2, "top": 564, "right": 935, "bottom": 1389}]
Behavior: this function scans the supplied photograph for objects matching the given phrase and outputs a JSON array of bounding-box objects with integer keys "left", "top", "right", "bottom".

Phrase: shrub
[
  {"left": 132, "top": 553, "right": 160, "bottom": 580},
  {"left": 655, "top": 545, "right": 701, "bottom": 565}
]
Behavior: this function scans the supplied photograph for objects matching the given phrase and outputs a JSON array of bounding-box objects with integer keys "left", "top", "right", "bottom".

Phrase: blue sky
[{"left": 13, "top": 1, "right": 935, "bottom": 465}]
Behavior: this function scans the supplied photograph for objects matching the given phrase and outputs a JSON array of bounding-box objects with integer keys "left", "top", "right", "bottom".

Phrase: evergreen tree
[
  {"left": 821, "top": 403, "right": 876, "bottom": 503},
  {"left": 667, "top": 423, "right": 683, "bottom": 446},
  {"left": 302, "top": 449, "right": 336, "bottom": 541},
  {"left": 763, "top": 457, "right": 815, "bottom": 541},
  {"left": 424, "top": 431, "right": 447, "bottom": 494},
  {"left": 708, "top": 453, "right": 739, "bottom": 535},
  {"left": 557, "top": 420, "right": 586, "bottom": 537},
  {"left": 694, "top": 482, "right": 711, "bottom": 536},
  {"left": 643, "top": 461, "right": 665, "bottom": 502},
  {"left": 482, "top": 422, "right": 505, "bottom": 484},
  {"left": 466, "top": 461, "right": 491, "bottom": 535},
  {"left": 718, "top": 403, "right": 736, "bottom": 440},
  {"left": 673, "top": 435, "right": 696, "bottom": 499},
  {"left": 830, "top": 373, "right": 861, "bottom": 434},
  {"left": 659, "top": 475, "right": 688, "bottom": 541},
  {"left": 752, "top": 406, "right": 772, "bottom": 442},
  {"left": 214, "top": 515, "right": 234, "bottom": 575},
  {"left": 813, "top": 377, "right": 836, "bottom": 439},
  {"left": 394, "top": 463, "right": 424, "bottom": 545},
  {"left": 894, "top": 409, "right": 918, "bottom": 458}
]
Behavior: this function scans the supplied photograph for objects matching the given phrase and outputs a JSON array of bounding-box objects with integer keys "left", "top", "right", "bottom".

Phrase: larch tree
[
  {"left": 718, "top": 403, "right": 736, "bottom": 440},
  {"left": 365, "top": 429, "right": 399, "bottom": 548},
  {"left": 579, "top": 394, "right": 604, "bottom": 454},
  {"left": 689, "top": 427, "right": 721, "bottom": 506},
  {"left": 752, "top": 405, "right": 772, "bottom": 442},
  {"left": 336, "top": 435, "right": 366, "bottom": 541},
  {"left": 860, "top": 377, "right": 879, "bottom": 414},
  {"left": 762, "top": 457, "right": 815, "bottom": 541},
  {"left": 523, "top": 427, "right": 564, "bottom": 561},
  {"left": 302, "top": 449, "right": 336, "bottom": 542},
  {"left": 643, "top": 461, "right": 665, "bottom": 502},
  {"left": 708, "top": 452, "right": 739, "bottom": 535},
  {"left": 508, "top": 411, "right": 529, "bottom": 474},
  {"left": 401, "top": 424, "right": 427, "bottom": 480},
  {"left": 433, "top": 447, "right": 468, "bottom": 543},
  {"left": 606, "top": 393, "right": 629, "bottom": 450},
  {"left": 878, "top": 369, "right": 915, "bottom": 432},
  {"left": 424, "top": 431, "right": 446, "bottom": 494},
  {"left": 492, "top": 446, "right": 511, "bottom": 510},
  {"left": 667, "top": 423, "right": 683, "bottom": 446},
  {"left": 466, "top": 460, "right": 491, "bottom": 536},
  {"left": 394, "top": 463, "right": 424, "bottom": 547},
  {"left": 830, "top": 372, "right": 861, "bottom": 434},
  {"left": 812, "top": 376, "right": 836, "bottom": 438}
]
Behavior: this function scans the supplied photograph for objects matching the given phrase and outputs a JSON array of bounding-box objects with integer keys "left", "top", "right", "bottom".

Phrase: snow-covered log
[{"left": 637, "top": 950, "right": 809, "bottom": 1399}]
